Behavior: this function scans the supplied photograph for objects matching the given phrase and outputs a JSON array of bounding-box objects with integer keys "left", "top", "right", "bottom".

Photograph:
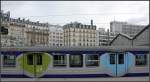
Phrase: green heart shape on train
[{"left": 18, "top": 52, "right": 51, "bottom": 76}]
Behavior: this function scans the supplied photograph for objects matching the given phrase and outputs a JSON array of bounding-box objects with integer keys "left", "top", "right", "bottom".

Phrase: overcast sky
[{"left": 1, "top": 1, "right": 149, "bottom": 30}]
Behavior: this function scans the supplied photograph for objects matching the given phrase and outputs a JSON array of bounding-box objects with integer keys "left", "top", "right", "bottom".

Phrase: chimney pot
[{"left": 91, "top": 20, "right": 93, "bottom": 26}]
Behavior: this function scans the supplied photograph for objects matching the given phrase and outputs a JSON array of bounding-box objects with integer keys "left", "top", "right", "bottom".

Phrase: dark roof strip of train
[{"left": 1, "top": 46, "right": 149, "bottom": 52}]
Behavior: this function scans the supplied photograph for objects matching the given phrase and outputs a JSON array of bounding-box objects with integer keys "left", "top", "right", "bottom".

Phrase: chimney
[
  {"left": 91, "top": 19, "right": 93, "bottom": 27},
  {"left": 23, "top": 18, "right": 25, "bottom": 22},
  {"left": 37, "top": 21, "right": 39, "bottom": 25}
]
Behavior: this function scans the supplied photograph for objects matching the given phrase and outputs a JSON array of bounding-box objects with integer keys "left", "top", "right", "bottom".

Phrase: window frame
[
  {"left": 3, "top": 54, "right": 16, "bottom": 67},
  {"left": 110, "top": 53, "right": 116, "bottom": 64},
  {"left": 135, "top": 54, "right": 147, "bottom": 66},
  {"left": 86, "top": 54, "right": 99, "bottom": 67},
  {"left": 69, "top": 55, "right": 83, "bottom": 67},
  {"left": 53, "top": 54, "right": 67, "bottom": 67}
]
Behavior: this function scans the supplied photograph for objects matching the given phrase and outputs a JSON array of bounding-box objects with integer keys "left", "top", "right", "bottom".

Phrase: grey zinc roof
[
  {"left": 132, "top": 24, "right": 150, "bottom": 39},
  {"left": 109, "top": 24, "right": 149, "bottom": 45},
  {"left": 109, "top": 33, "right": 133, "bottom": 45}
]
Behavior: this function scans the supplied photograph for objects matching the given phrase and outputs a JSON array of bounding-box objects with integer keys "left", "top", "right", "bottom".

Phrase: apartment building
[
  {"left": 49, "top": 25, "right": 64, "bottom": 47},
  {"left": 25, "top": 20, "right": 49, "bottom": 46},
  {"left": 63, "top": 20, "right": 96, "bottom": 47},
  {"left": 110, "top": 21, "right": 145, "bottom": 37},
  {"left": 1, "top": 11, "right": 49, "bottom": 47},
  {"left": 96, "top": 28, "right": 116, "bottom": 46}
]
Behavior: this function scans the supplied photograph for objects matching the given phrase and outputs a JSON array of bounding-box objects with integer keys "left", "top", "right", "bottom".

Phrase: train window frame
[
  {"left": 86, "top": 54, "right": 99, "bottom": 67},
  {"left": 3, "top": 54, "right": 16, "bottom": 67},
  {"left": 110, "top": 53, "right": 115, "bottom": 64},
  {"left": 135, "top": 54, "right": 147, "bottom": 66},
  {"left": 70, "top": 55, "right": 83, "bottom": 67},
  {"left": 53, "top": 54, "right": 67, "bottom": 67}
]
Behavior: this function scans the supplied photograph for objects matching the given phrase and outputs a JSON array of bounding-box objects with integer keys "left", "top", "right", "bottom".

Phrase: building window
[
  {"left": 99, "top": 43, "right": 101, "bottom": 46},
  {"left": 86, "top": 54, "right": 99, "bottom": 67},
  {"left": 53, "top": 55, "right": 66, "bottom": 67},
  {"left": 3, "top": 55, "right": 16, "bottom": 67},
  {"left": 79, "top": 43, "right": 81, "bottom": 46},
  {"left": 70, "top": 55, "right": 83, "bottom": 67},
  {"left": 83, "top": 43, "right": 85, "bottom": 46},
  {"left": 135, "top": 55, "right": 147, "bottom": 66},
  {"left": 110, "top": 53, "right": 115, "bottom": 64}
]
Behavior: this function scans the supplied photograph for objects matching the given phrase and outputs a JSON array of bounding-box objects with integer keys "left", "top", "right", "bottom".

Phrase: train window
[
  {"left": 37, "top": 54, "right": 42, "bottom": 65},
  {"left": 3, "top": 55, "right": 16, "bottom": 67},
  {"left": 53, "top": 55, "right": 66, "bottom": 67},
  {"left": 110, "top": 54, "right": 115, "bottom": 64},
  {"left": 70, "top": 55, "right": 83, "bottom": 67},
  {"left": 86, "top": 54, "right": 99, "bottom": 67},
  {"left": 118, "top": 54, "right": 124, "bottom": 64},
  {"left": 135, "top": 55, "right": 147, "bottom": 66},
  {"left": 27, "top": 55, "right": 33, "bottom": 65}
]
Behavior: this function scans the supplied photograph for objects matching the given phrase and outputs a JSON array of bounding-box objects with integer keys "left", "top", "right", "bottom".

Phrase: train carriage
[{"left": 0, "top": 46, "right": 149, "bottom": 78}]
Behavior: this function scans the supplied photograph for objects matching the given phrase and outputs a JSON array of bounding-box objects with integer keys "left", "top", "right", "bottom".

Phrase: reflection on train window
[
  {"left": 3, "top": 55, "right": 16, "bottom": 67},
  {"left": 27, "top": 54, "right": 33, "bottom": 65},
  {"left": 86, "top": 55, "right": 99, "bottom": 67},
  {"left": 53, "top": 55, "right": 66, "bottom": 67},
  {"left": 37, "top": 54, "right": 42, "bottom": 65},
  {"left": 118, "top": 54, "right": 124, "bottom": 64},
  {"left": 110, "top": 54, "right": 115, "bottom": 64},
  {"left": 70, "top": 55, "right": 83, "bottom": 67},
  {"left": 136, "top": 55, "right": 147, "bottom": 66}
]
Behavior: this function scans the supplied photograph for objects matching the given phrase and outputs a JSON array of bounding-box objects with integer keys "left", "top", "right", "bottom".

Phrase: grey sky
[{"left": 1, "top": 1, "right": 149, "bottom": 30}]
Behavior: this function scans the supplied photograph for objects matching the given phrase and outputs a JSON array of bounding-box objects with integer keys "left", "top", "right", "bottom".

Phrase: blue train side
[{"left": 0, "top": 46, "right": 149, "bottom": 78}]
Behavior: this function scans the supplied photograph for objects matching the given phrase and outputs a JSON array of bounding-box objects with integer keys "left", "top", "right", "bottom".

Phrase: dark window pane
[
  {"left": 70, "top": 55, "right": 83, "bottom": 67},
  {"left": 37, "top": 54, "right": 42, "bottom": 65},
  {"left": 110, "top": 54, "right": 115, "bottom": 64},
  {"left": 86, "top": 55, "right": 99, "bottom": 67},
  {"left": 136, "top": 55, "right": 147, "bottom": 66},
  {"left": 118, "top": 54, "right": 124, "bottom": 64},
  {"left": 3, "top": 55, "right": 16, "bottom": 67},
  {"left": 27, "top": 54, "right": 33, "bottom": 65},
  {"left": 53, "top": 55, "right": 66, "bottom": 67}
]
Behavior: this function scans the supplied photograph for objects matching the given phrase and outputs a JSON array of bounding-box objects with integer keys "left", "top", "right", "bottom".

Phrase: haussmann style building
[{"left": 63, "top": 20, "right": 97, "bottom": 47}]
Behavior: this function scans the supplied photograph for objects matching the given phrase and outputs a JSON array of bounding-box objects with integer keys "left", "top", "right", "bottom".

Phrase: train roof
[{"left": 0, "top": 46, "right": 149, "bottom": 52}]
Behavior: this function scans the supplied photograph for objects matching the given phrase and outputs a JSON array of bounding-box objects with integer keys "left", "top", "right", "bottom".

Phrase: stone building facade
[
  {"left": 1, "top": 11, "right": 25, "bottom": 47},
  {"left": 63, "top": 20, "right": 96, "bottom": 47},
  {"left": 96, "top": 28, "right": 116, "bottom": 46},
  {"left": 25, "top": 21, "right": 49, "bottom": 46},
  {"left": 1, "top": 11, "right": 49, "bottom": 47},
  {"left": 49, "top": 25, "right": 64, "bottom": 47}
]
